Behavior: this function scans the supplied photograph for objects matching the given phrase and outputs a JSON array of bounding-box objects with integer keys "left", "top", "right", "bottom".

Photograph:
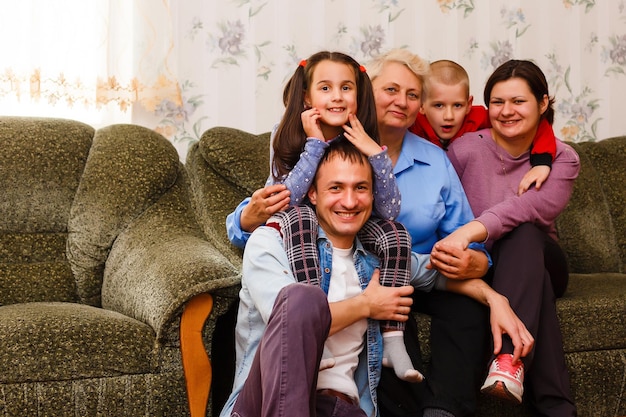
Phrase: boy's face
[
  {"left": 307, "top": 154, "right": 373, "bottom": 249},
  {"left": 420, "top": 81, "right": 473, "bottom": 140}
]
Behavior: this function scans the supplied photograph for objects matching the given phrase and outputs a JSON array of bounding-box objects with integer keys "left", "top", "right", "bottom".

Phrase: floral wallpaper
[{"left": 141, "top": 1, "right": 626, "bottom": 160}]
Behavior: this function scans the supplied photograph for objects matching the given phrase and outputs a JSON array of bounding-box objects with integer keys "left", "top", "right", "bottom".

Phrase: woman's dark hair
[
  {"left": 272, "top": 51, "right": 378, "bottom": 180},
  {"left": 483, "top": 59, "right": 555, "bottom": 125}
]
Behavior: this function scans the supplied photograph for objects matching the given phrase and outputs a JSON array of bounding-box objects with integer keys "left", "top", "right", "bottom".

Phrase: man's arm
[
  {"left": 238, "top": 184, "right": 291, "bottom": 233},
  {"left": 328, "top": 270, "right": 414, "bottom": 336},
  {"left": 242, "top": 226, "right": 301, "bottom": 322}
]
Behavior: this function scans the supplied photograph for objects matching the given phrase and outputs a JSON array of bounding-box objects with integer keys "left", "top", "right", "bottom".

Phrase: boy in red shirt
[{"left": 410, "top": 60, "right": 556, "bottom": 194}]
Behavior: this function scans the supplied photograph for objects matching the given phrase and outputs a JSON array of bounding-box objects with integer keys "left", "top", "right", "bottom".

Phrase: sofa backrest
[
  {"left": 556, "top": 137, "right": 625, "bottom": 274},
  {"left": 0, "top": 117, "right": 94, "bottom": 305},
  {"left": 186, "top": 127, "right": 270, "bottom": 267},
  {"left": 187, "top": 127, "right": 625, "bottom": 276},
  {"left": 67, "top": 123, "right": 183, "bottom": 306}
]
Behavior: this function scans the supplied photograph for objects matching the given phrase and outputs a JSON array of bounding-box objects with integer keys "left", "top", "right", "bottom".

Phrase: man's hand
[
  {"left": 240, "top": 184, "right": 290, "bottom": 232},
  {"left": 361, "top": 270, "right": 414, "bottom": 321},
  {"left": 518, "top": 165, "right": 551, "bottom": 195},
  {"left": 485, "top": 291, "right": 535, "bottom": 363},
  {"left": 328, "top": 270, "right": 413, "bottom": 336},
  {"left": 429, "top": 241, "right": 489, "bottom": 279}
]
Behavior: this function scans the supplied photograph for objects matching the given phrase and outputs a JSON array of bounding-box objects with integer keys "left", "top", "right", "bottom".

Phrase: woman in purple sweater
[{"left": 442, "top": 60, "right": 580, "bottom": 416}]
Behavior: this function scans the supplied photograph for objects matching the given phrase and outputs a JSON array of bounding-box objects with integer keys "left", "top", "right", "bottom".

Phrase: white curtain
[{"left": 0, "top": 0, "right": 180, "bottom": 128}]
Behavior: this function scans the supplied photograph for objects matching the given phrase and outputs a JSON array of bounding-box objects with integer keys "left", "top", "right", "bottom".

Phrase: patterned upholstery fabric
[{"left": 0, "top": 117, "right": 240, "bottom": 416}]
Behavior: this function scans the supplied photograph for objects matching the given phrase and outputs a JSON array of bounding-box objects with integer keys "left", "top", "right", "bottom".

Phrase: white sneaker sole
[{"left": 480, "top": 378, "right": 522, "bottom": 404}]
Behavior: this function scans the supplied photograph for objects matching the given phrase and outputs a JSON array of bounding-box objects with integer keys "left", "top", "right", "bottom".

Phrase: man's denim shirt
[{"left": 220, "top": 226, "right": 383, "bottom": 417}]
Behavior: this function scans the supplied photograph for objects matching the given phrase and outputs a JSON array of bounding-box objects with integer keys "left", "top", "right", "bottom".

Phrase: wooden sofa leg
[{"left": 180, "top": 293, "right": 214, "bottom": 417}]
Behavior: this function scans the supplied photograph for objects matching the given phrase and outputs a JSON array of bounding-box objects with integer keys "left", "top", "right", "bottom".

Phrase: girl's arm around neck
[{"left": 369, "top": 148, "right": 401, "bottom": 220}]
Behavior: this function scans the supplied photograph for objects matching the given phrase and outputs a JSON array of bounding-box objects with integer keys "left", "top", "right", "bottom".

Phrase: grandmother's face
[{"left": 371, "top": 61, "right": 423, "bottom": 132}]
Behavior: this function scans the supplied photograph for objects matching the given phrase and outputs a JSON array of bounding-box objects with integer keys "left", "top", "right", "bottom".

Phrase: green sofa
[
  {"left": 186, "top": 126, "right": 625, "bottom": 417},
  {"left": 0, "top": 117, "right": 240, "bottom": 416}
]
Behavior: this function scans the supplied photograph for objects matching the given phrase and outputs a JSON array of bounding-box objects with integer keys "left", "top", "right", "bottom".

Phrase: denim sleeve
[
  {"left": 368, "top": 149, "right": 401, "bottom": 220},
  {"left": 226, "top": 197, "right": 252, "bottom": 248}
]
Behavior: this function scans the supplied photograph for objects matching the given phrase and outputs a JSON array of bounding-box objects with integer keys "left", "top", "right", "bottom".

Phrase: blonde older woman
[{"left": 367, "top": 49, "right": 533, "bottom": 417}]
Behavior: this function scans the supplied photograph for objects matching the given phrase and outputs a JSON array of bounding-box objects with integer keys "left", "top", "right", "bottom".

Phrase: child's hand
[
  {"left": 518, "top": 165, "right": 551, "bottom": 195},
  {"left": 343, "top": 114, "right": 383, "bottom": 156},
  {"left": 301, "top": 107, "right": 326, "bottom": 140}
]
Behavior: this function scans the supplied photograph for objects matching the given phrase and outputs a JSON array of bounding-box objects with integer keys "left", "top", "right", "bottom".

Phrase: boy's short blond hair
[
  {"left": 366, "top": 48, "right": 430, "bottom": 89},
  {"left": 424, "top": 60, "right": 470, "bottom": 99}
]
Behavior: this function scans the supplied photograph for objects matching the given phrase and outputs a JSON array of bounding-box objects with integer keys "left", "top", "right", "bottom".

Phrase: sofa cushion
[
  {"left": 557, "top": 273, "right": 626, "bottom": 352},
  {"left": 579, "top": 137, "right": 626, "bottom": 269},
  {"left": 0, "top": 303, "right": 156, "bottom": 383},
  {"left": 0, "top": 233, "right": 78, "bottom": 305}
]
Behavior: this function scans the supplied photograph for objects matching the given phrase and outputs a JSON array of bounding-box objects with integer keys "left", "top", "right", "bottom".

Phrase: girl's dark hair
[
  {"left": 272, "top": 51, "right": 378, "bottom": 180},
  {"left": 483, "top": 59, "right": 555, "bottom": 125}
]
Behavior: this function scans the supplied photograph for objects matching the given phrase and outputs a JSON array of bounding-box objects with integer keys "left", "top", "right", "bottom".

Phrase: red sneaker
[{"left": 480, "top": 353, "right": 524, "bottom": 404}]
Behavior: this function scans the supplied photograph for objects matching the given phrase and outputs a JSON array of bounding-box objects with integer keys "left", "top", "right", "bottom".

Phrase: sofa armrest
[{"left": 101, "top": 177, "right": 240, "bottom": 340}]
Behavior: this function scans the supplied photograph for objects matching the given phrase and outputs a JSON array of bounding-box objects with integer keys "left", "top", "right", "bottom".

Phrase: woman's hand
[
  {"left": 429, "top": 243, "right": 489, "bottom": 279},
  {"left": 435, "top": 220, "right": 487, "bottom": 251},
  {"left": 301, "top": 107, "right": 326, "bottom": 140},
  {"left": 343, "top": 113, "right": 383, "bottom": 156},
  {"left": 445, "top": 279, "right": 535, "bottom": 364},
  {"left": 240, "top": 184, "right": 290, "bottom": 232},
  {"left": 428, "top": 221, "right": 489, "bottom": 279},
  {"left": 485, "top": 290, "right": 535, "bottom": 363}
]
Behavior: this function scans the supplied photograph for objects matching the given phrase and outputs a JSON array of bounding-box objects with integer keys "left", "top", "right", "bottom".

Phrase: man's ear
[{"left": 307, "top": 185, "right": 317, "bottom": 205}]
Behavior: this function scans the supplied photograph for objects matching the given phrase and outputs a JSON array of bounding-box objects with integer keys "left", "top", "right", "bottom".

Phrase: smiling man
[{"left": 219, "top": 137, "right": 438, "bottom": 417}]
